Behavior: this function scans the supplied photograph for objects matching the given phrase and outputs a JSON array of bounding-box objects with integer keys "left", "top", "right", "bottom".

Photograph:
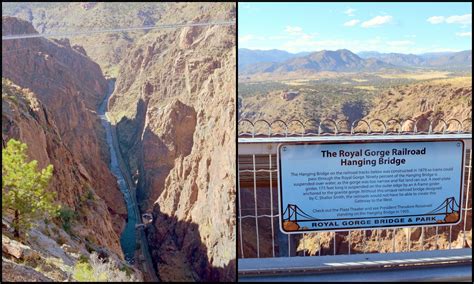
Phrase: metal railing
[{"left": 237, "top": 118, "right": 472, "bottom": 280}]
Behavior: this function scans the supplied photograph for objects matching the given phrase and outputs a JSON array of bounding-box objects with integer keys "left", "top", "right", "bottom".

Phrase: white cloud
[
  {"left": 344, "top": 8, "right": 356, "bottom": 17},
  {"left": 284, "top": 26, "right": 317, "bottom": 40},
  {"left": 456, "top": 31, "right": 472, "bottom": 37},
  {"left": 427, "top": 16, "right": 445, "bottom": 24},
  {"left": 446, "top": 14, "right": 471, "bottom": 25},
  {"left": 239, "top": 34, "right": 254, "bottom": 43},
  {"left": 301, "top": 34, "right": 315, "bottom": 40},
  {"left": 344, "top": 19, "right": 360, "bottom": 27},
  {"left": 361, "top": 15, "right": 393, "bottom": 28},
  {"left": 285, "top": 26, "right": 303, "bottom": 35},
  {"left": 427, "top": 14, "right": 471, "bottom": 25},
  {"left": 239, "top": 3, "right": 260, "bottom": 12}
]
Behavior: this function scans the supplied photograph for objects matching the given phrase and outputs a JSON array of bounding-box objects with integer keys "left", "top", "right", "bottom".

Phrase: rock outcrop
[
  {"left": 108, "top": 3, "right": 236, "bottom": 281},
  {"left": 2, "top": 235, "right": 41, "bottom": 260},
  {"left": 2, "top": 219, "right": 143, "bottom": 282},
  {"left": 281, "top": 91, "right": 299, "bottom": 101},
  {"left": 2, "top": 258, "right": 54, "bottom": 282},
  {"left": 400, "top": 110, "right": 444, "bottom": 132}
]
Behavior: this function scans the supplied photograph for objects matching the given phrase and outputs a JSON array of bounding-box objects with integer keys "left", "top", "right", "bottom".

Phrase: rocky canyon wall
[
  {"left": 2, "top": 16, "right": 125, "bottom": 258},
  {"left": 108, "top": 3, "right": 236, "bottom": 281},
  {"left": 363, "top": 77, "right": 472, "bottom": 132}
]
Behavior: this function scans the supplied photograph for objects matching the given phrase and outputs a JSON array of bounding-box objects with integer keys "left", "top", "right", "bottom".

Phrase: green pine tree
[{"left": 2, "top": 139, "right": 60, "bottom": 238}]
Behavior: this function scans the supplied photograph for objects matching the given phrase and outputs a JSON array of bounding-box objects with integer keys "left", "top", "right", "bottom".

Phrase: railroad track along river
[{"left": 98, "top": 80, "right": 159, "bottom": 282}]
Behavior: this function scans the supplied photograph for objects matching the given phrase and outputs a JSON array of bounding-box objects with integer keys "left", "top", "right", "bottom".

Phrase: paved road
[{"left": 99, "top": 80, "right": 159, "bottom": 282}]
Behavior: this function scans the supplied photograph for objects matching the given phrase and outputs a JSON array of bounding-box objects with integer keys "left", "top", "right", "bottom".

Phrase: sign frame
[{"left": 277, "top": 139, "right": 466, "bottom": 234}]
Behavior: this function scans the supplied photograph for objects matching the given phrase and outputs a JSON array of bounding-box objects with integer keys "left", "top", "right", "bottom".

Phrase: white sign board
[{"left": 278, "top": 140, "right": 465, "bottom": 233}]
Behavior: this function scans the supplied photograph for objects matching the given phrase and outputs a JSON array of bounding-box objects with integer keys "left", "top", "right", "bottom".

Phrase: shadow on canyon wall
[
  {"left": 114, "top": 98, "right": 149, "bottom": 210},
  {"left": 113, "top": 98, "right": 233, "bottom": 281},
  {"left": 145, "top": 205, "right": 235, "bottom": 282},
  {"left": 114, "top": 97, "right": 197, "bottom": 213}
]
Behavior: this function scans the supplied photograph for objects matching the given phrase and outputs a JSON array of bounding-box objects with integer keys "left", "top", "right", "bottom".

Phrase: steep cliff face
[
  {"left": 2, "top": 79, "right": 123, "bottom": 257},
  {"left": 108, "top": 3, "right": 236, "bottom": 281},
  {"left": 2, "top": 17, "right": 126, "bottom": 257}
]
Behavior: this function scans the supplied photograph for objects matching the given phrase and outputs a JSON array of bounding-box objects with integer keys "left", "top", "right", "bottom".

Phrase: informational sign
[{"left": 278, "top": 140, "right": 465, "bottom": 233}]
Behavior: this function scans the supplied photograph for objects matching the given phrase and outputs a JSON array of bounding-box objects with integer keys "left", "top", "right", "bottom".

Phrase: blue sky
[{"left": 238, "top": 2, "right": 472, "bottom": 54}]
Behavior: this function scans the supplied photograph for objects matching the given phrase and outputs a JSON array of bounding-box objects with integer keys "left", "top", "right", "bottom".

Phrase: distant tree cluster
[{"left": 238, "top": 81, "right": 288, "bottom": 97}]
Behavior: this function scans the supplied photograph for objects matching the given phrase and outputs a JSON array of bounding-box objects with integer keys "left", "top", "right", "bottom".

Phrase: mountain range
[
  {"left": 239, "top": 48, "right": 472, "bottom": 74},
  {"left": 238, "top": 48, "right": 310, "bottom": 68},
  {"left": 358, "top": 50, "right": 472, "bottom": 68}
]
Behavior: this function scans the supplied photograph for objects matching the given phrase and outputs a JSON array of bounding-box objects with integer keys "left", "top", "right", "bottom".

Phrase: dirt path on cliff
[{"left": 98, "top": 80, "right": 159, "bottom": 282}]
